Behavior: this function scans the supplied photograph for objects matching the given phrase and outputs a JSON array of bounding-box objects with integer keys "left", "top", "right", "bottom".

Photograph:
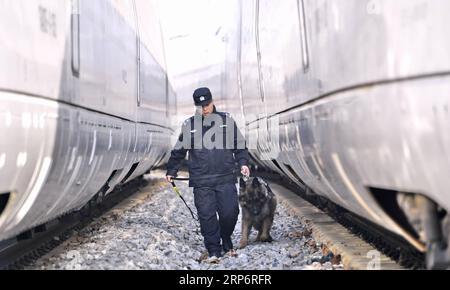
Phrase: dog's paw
[
  {"left": 197, "top": 251, "right": 210, "bottom": 262},
  {"left": 238, "top": 241, "right": 248, "bottom": 249},
  {"left": 226, "top": 249, "right": 238, "bottom": 258},
  {"left": 260, "top": 236, "right": 273, "bottom": 243}
]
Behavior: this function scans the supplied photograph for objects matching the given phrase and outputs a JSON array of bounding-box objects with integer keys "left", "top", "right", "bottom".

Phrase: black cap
[{"left": 193, "top": 87, "right": 213, "bottom": 106}]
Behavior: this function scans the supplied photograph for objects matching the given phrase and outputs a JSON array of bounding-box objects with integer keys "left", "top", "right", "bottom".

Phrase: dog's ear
[
  {"left": 239, "top": 177, "right": 246, "bottom": 189},
  {"left": 252, "top": 177, "right": 260, "bottom": 188}
]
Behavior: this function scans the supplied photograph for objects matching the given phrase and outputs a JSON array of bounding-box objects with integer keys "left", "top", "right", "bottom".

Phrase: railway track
[
  {"left": 0, "top": 176, "right": 151, "bottom": 270},
  {"left": 255, "top": 167, "right": 426, "bottom": 269},
  {"left": 1, "top": 167, "right": 425, "bottom": 270}
]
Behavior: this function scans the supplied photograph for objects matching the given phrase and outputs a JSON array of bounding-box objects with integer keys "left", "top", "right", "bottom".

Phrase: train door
[
  {"left": 256, "top": 0, "right": 307, "bottom": 115},
  {"left": 255, "top": 0, "right": 311, "bottom": 175},
  {"left": 239, "top": 0, "right": 265, "bottom": 124},
  {"left": 132, "top": 0, "right": 141, "bottom": 109}
]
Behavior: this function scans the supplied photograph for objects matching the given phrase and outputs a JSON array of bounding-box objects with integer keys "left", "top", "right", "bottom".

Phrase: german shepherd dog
[{"left": 238, "top": 177, "right": 277, "bottom": 249}]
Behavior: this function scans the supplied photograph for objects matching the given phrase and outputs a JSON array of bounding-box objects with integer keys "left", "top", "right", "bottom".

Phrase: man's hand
[
  {"left": 241, "top": 166, "right": 250, "bottom": 177},
  {"left": 166, "top": 175, "right": 174, "bottom": 183}
]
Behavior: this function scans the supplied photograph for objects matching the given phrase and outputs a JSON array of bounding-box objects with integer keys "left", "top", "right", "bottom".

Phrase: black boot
[{"left": 222, "top": 237, "right": 234, "bottom": 254}]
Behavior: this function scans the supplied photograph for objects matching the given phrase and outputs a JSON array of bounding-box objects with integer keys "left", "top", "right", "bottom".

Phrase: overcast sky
[{"left": 157, "top": 0, "right": 234, "bottom": 77}]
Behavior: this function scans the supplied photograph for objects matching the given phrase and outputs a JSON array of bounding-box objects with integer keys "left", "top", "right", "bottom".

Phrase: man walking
[{"left": 166, "top": 87, "right": 250, "bottom": 259}]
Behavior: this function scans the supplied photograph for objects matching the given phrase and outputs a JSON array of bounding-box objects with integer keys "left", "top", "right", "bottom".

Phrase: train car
[
  {"left": 238, "top": 0, "right": 450, "bottom": 269},
  {"left": 0, "top": 0, "right": 174, "bottom": 242},
  {"left": 2, "top": 0, "right": 450, "bottom": 269},
  {"left": 174, "top": 0, "right": 450, "bottom": 268}
]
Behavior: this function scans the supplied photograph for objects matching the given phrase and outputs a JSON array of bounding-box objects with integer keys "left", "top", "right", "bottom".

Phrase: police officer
[{"left": 166, "top": 87, "right": 250, "bottom": 259}]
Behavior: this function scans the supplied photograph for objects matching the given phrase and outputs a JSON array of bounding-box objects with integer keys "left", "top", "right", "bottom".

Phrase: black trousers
[{"left": 193, "top": 183, "right": 239, "bottom": 256}]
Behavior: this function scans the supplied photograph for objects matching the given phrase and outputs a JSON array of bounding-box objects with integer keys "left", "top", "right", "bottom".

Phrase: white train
[
  {"left": 2, "top": 0, "right": 450, "bottom": 269},
  {"left": 0, "top": 0, "right": 174, "bottom": 242},
  {"left": 174, "top": 0, "right": 450, "bottom": 268}
]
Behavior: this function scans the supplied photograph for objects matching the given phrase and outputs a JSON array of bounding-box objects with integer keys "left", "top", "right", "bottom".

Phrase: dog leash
[{"left": 169, "top": 180, "right": 199, "bottom": 221}]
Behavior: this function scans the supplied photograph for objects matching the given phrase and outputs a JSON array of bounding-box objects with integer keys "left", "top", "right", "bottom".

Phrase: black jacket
[{"left": 166, "top": 107, "right": 249, "bottom": 188}]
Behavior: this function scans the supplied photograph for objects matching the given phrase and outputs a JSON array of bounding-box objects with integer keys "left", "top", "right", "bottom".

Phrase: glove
[{"left": 241, "top": 166, "right": 250, "bottom": 177}]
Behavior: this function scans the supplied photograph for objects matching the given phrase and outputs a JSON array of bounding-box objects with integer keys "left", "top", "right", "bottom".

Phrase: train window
[{"left": 71, "top": 0, "right": 80, "bottom": 77}]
